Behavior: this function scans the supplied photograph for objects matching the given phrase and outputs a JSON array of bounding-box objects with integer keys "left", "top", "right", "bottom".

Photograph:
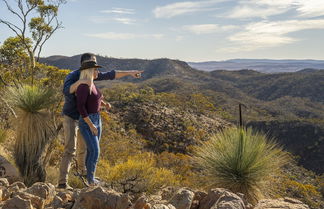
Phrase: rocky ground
[{"left": 0, "top": 178, "right": 310, "bottom": 209}]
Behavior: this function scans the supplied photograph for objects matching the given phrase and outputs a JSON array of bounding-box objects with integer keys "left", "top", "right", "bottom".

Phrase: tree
[
  {"left": 0, "top": 0, "right": 66, "bottom": 84},
  {"left": 0, "top": 36, "right": 31, "bottom": 86}
]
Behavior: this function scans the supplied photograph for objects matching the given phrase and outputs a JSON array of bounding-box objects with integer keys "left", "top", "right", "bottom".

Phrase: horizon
[{"left": 1, "top": 0, "right": 324, "bottom": 62}]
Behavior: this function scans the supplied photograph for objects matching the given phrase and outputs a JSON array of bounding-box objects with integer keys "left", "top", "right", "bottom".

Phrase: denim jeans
[{"left": 79, "top": 113, "right": 102, "bottom": 184}]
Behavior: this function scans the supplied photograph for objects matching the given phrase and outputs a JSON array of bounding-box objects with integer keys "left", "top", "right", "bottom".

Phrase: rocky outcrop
[
  {"left": 0, "top": 178, "right": 310, "bottom": 209},
  {"left": 112, "top": 101, "right": 230, "bottom": 153}
]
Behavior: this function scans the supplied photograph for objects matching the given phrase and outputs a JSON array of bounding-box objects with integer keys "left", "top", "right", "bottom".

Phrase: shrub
[
  {"left": 5, "top": 85, "right": 56, "bottom": 186},
  {"left": 193, "top": 127, "right": 288, "bottom": 203},
  {"left": 0, "top": 128, "right": 7, "bottom": 144},
  {"left": 97, "top": 153, "right": 180, "bottom": 194}
]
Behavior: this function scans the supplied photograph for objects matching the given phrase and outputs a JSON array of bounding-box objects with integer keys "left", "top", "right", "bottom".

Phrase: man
[{"left": 58, "top": 53, "right": 143, "bottom": 189}]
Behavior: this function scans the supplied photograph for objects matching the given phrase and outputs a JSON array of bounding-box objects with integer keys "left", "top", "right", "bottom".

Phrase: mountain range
[
  {"left": 188, "top": 59, "right": 324, "bottom": 73},
  {"left": 40, "top": 54, "right": 324, "bottom": 174}
]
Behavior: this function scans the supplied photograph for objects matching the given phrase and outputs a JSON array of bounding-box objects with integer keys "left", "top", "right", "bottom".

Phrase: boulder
[
  {"left": 152, "top": 204, "right": 176, "bottom": 209},
  {"left": 0, "top": 178, "right": 9, "bottom": 187},
  {"left": 211, "top": 191, "right": 245, "bottom": 209},
  {"left": 72, "top": 186, "right": 132, "bottom": 209},
  {"left": 0, "top": 186, "right": 10, "bottom": 201},
  {"left": 26, "top": 182, "right": 56, "bottom": 204},
  {"left": 190, "top": 191, "right": 208, "bottom": 209},
  {"left": 198, "top": 188, "right": 228, "bottom": 209},
  {"left": 0, "top": 155, "right": 21, "bottom": 183},
  {"left": 2, "top": 195, "right": 34, "bottom": 209},
  {"left": 14, "top": 191, "right": 45, "bottom": 209},
  {"left": 169, "top": 188, "right": 194, "bottom": 209},
  {"left": 254, "top": 197, "right": 310, "bottom": 209},
  {"left": 133, "top": 196, "right": 148, "bottom": 209}
]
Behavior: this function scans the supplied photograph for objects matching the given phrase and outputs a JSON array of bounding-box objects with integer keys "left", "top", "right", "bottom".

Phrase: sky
[{"left": 1, "top": 0, "right": 324, "bottom": 62}]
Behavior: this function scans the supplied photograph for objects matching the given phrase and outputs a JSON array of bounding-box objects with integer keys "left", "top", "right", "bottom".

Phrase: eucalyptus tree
[{"left": 0, "top": 0, "right": 66, "bottom": 84}]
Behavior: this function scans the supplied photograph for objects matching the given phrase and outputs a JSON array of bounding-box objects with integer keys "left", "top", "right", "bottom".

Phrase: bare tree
[{"left": 0, "top": 0, "right": 66, "bottom": 85}]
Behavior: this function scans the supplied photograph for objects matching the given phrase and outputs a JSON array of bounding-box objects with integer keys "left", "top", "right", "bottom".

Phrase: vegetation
[
  {"left": 193, "top": 127, "right": 288, "bottom": 203},
  {"left": 0, "top": 0, "right": 66, "bottom": 84},
  {"left": 5, "top": 85, "right": 57, "bottom": 186}
]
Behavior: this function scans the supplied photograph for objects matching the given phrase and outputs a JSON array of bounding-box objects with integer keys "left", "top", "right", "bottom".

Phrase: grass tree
[
  {"left": 194, "top": 127, "right": 288, "bottom": 203},
  {"left": 6, "top": 85, "right": 56, "bottom": 186}
]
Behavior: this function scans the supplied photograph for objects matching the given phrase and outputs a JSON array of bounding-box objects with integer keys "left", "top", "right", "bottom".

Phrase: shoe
[{"left": 57, "top": 183, "right": 73, "bottom": 190}]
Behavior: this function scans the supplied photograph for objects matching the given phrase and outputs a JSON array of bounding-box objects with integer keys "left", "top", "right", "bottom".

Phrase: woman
[{"left": 76, "top": 64, "right": 107, "bottom": 186}]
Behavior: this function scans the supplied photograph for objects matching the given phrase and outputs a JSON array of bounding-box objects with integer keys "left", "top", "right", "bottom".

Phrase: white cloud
[
  {"left": 85, "top": 32, "right": 164, "bottom": 40},
  {"left": 226, "top": 0, "right": 295, "bottom": 19},
  {"left": 227, "top": 5, "right": 289, "bottom": 19},
  {"left": 101, "top": 8, "right": 135, "bottom": 15},
  {"left": 89, "top": 16, "right": 136, "bottom": 25},
  {"left": 226, "top": 0, "right": 324, "bottom": 19},
  {"left": 182, "top": 24, "right": 237, "bottom": 34},
  {"left": 224, "top": 19, "right": 324, "bottom": 52},
  {"left": 113, "top": 18, "right": 136, "bottom": 25},
  {"left": 153, "top": 0, "right": 224, "bottom": 18},
  {"left": 295, "top": 0, "right": 324, "bottom": 17}
]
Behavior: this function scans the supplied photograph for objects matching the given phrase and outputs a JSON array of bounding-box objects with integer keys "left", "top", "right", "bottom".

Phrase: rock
[
  {"left": 198, "top": 188, "right": 228, "bottom": 209},
  {"left": 133, "top": 196, "right": 148, "bottom": 209},
  {"left": 211, "top": 191, "right": 245, "bottom": 209},
  {"left": 15, "top": 191, "right": 45, "bottom": 209},
  {"left": 0, "top": 186, "right": 10, "bottom": 201},
  {"left": 169, "top": 188, "right": 194, "bottom": 209},
  {"left": 56, "top": 191, "right": 73, "bottom": 203},
  {"left": 161, "top": 187, "right": 177, "bottom": 201},
  {"left": 2, "top": 195, "right": 34, "bottom": 209},
  {"left": 190, "top": 191, "right": 207, "bottom": 209},
  {"left": 26, "top": 182, "right": 56, "bottom": 205},
  {"left": 254, "top": 197, "right": 310, "bottom": 209},
  {"left": 0, "top": 178, "right": 9, "bottom": 187},
  {"left": 152, "top": 204, "right": 176, "bottom": 209},
  {"left": 11, "top": 181, "right": 27, "bottom": 190},
  {"left": 0, "top": 155, "right": 21, "bottom": 183},
  {"left": 72, "top": 186, "right": 132, "bottom": 209},
  {"left": 52, "top": 196, "right": 64, "bottom": 209}
]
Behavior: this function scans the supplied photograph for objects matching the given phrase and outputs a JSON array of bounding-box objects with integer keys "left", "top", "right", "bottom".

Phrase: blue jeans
[{"left": 79, "top": 113, "right": 102, "bottom": 184}]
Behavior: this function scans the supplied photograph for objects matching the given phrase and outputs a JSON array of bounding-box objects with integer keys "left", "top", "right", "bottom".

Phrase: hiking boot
[{"left": 57, "top": 183, "right": 73, "bottom": 190}]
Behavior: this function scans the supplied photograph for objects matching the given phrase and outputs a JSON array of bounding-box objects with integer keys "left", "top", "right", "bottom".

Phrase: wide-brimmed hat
[{"left": 79, "top": 53, "right": 102, "bottom": 71}]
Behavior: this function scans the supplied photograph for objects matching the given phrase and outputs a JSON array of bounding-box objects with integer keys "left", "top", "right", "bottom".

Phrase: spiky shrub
[
  {"left": 6, "top": 85, "right": 56, "bottom": 186},
  {"left": 194, "top": 127, "right": 288, "bottom": 203}
]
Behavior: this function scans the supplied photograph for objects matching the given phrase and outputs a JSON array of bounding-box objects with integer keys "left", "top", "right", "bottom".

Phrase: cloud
[
  {"left": 224, "top": 19, "right": 324, "bottom": 52},
  {"left": 182, "top": 24, "right": 237, "bottom": 34},
  {"left": 295, "top": 0, "right": 324, "bottom": 17},
  {"left": 226, "top": 0, "right": 324, "bottom": 19},
  {"left": 153, "top": 0, "right": 224, "bottom": 18},
  {"left": 226, "top": 0, "right": 295, "bottom": 19},
  {"left": 101, "top": 8, "right": 135, "bottom": 15},
  {"left": 89, "top": 16, "right": 136, "bottom": 25},
  {"left": 112, "top": 18, "right": 136, "bottom": 25},
  {"left": 85, "top": 32, "right": 164, "bottom": 40}
]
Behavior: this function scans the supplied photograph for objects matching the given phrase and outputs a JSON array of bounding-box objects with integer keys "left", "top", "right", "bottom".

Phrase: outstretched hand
[{"left": 130, "top": 71, "right": 144, "bottom": 78}]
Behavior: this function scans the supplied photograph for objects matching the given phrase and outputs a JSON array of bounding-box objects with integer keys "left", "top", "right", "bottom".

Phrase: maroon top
[{"left": 76, "top": 84, "right": 103, "bottom": 118}]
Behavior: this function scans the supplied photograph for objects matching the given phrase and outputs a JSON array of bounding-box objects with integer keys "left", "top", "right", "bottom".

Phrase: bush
[
  {"left": 0, "top": 128, "right": 7, "bottom": 144},
  {"left": 97, "top": 153, "right": 180, "bottom": 194},
  {"left": 193, "top": 127, "right": 288, "bottom": 203}
]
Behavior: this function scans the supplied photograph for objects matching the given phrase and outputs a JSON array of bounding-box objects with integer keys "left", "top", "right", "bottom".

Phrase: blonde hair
[{"left": 79, "top": 68, "right": 95, "bottom": 94}]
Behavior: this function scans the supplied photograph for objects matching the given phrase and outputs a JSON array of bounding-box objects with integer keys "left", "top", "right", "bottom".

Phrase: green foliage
[
  {"left": 193, "top": 127, "right": 288, "bottom": 203},
  {"left": 97, "top": 153, "right": 180, "bottom": 194},
  {"left": 6, "top": 85, "right": 55, "bottom": 113},
  {"left": 5, "top": 85, "right": 57, "bottom": 186}
]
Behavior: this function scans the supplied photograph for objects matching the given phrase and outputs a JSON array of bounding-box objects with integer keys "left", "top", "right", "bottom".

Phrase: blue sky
[{"left": 1, "top": 0, "right": 324, "bottom": 61}]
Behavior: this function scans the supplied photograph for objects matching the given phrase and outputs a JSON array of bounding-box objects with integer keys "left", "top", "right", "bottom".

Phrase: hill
[
  {"left": 188, "top": 59, "right": 324, "bottom": 73},
  {"left": 40, "top": 55, "right": 324, "bottom": 174}
]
